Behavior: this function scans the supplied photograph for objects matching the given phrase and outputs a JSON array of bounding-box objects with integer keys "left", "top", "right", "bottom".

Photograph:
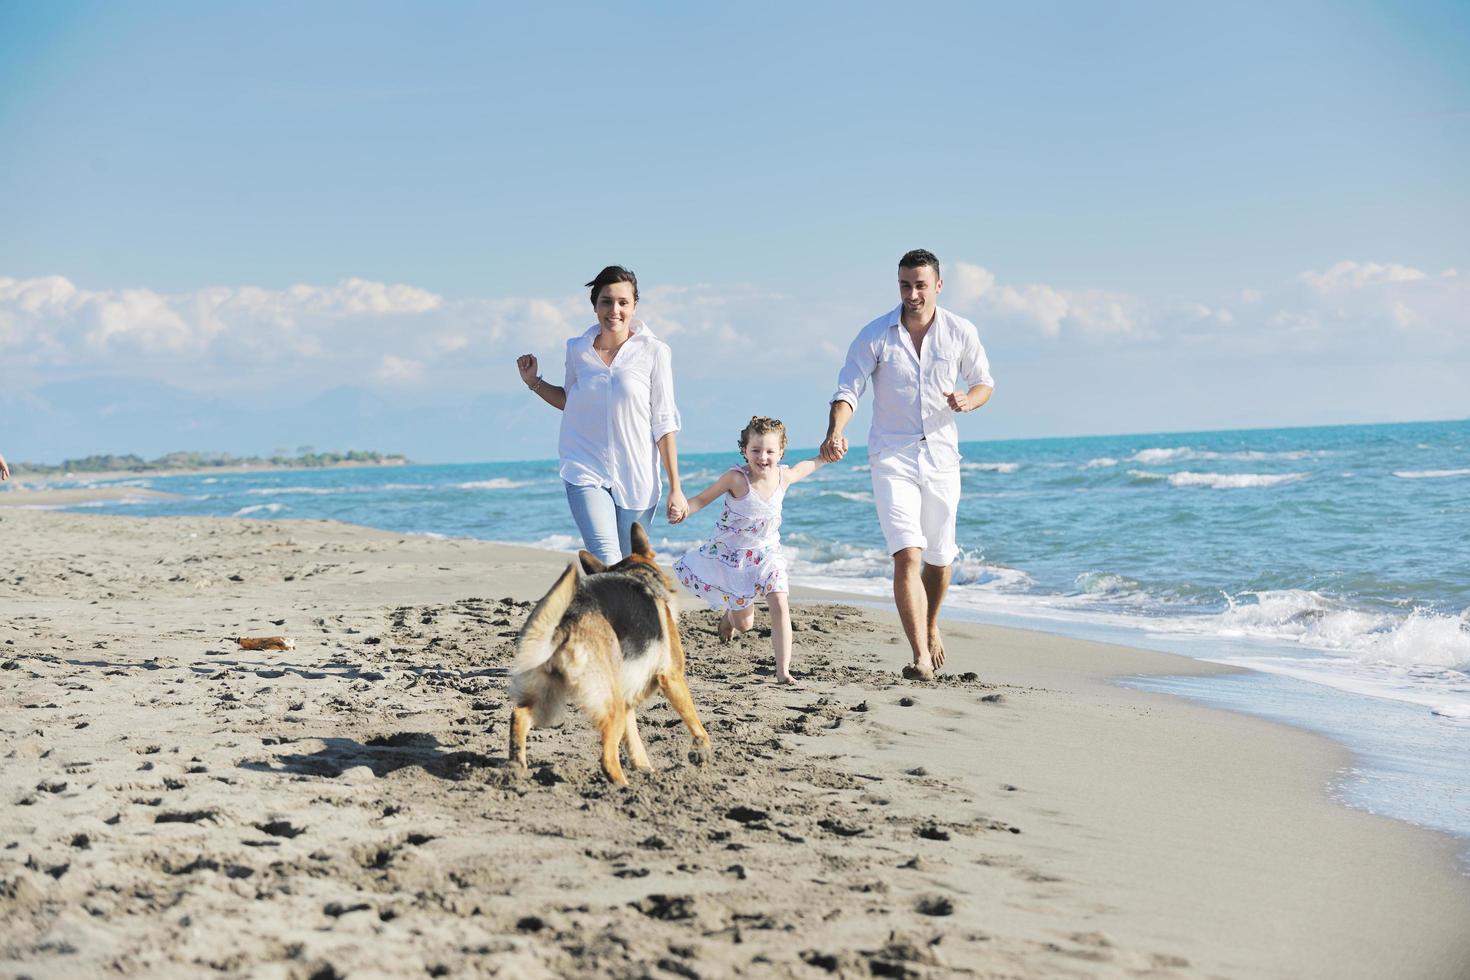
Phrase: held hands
[
  {"left": 515, "top": 353, "right": 539, "bottom": 388},
  {"left": 666, "top": 490, "right": 689, "bottom": 525},
  {"left": 820, "top": 432, "right": 848, "bottom": 463}
]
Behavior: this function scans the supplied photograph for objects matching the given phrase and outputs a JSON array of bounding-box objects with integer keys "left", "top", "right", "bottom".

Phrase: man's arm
[
  {"left": 823, "top": 328, "right": 877, "bottom": 462},
  {"left": 944, "top": 384, "right": 993, "bottom": 413},
  {"left": 821, "top": 401, "right": 854, "bottom": 462}
]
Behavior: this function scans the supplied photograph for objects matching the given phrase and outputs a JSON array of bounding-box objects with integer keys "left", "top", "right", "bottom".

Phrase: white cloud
[
  {"left": 376, "top": 355, "right": 425, "bottom": 384},
  {"left": 1301, "top": 260, "right": 1429, "bottom": 293},
  {"left": 946, "top": 262, "right": 1135, "bottom": 339}
]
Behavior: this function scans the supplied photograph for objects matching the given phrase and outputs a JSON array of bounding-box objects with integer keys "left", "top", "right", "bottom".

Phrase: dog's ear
[
  {"left": 629, "top": 522, "right": 654, "bottom": 558},
  {"left": 578, "top": 550, "right": 606, "bottom": 574}
]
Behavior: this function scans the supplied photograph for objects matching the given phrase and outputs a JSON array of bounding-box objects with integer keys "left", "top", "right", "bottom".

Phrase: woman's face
[{"left": 594, "top": 281, "right": 637, "bottom": 333}]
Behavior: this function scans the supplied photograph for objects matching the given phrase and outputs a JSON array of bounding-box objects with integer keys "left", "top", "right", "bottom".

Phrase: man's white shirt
[
  {"left": 831, "top": 304, "right": 994, "bottom": 469},
  {"left": 558, "top": 319, "right": 680, "bottom": 511}
]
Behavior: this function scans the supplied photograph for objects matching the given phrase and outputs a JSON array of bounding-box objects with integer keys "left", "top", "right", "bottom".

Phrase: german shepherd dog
[{"left": 508, "top": 523, "right": 712, "bottom": 785}]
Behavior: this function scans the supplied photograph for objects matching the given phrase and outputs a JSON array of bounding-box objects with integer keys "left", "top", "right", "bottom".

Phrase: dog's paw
[{"left": 688, "top": 740, "right": 713, "bottom": 767}]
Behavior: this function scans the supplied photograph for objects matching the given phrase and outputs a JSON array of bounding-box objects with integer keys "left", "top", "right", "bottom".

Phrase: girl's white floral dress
[{"left": 674, "top": 465, "right": 789, "bottom": 610}]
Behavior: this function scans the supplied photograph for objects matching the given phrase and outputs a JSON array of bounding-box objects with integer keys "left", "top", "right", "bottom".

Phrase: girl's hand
[
  {"left": 666, "top": 490, "right": 689, "bottom": 524},
  {"left": 516, "top": 353, "right": 540, "bottom": 387}
]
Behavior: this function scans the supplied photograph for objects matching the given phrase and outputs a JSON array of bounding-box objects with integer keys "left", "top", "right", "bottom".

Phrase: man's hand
[
  {"left": 820, "top": 432, "right": 848, "bottom": 462},
  {"left": 945, "top": 391, "right": 971, "bottom": 413},
  {"left": 666, "top": 490, "right": 689, "bottom": 524}
]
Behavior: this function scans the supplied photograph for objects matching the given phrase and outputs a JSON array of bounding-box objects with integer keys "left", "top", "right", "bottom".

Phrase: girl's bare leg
[
  {"left": 723, "top": 606, "right": 755, "bottom": 643},
  {"left": 766, "top": 591, "right": 793, "bottom": 683}
]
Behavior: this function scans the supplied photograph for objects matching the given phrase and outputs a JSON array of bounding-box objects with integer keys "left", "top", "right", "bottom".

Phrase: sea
[{"left": 9, "top": 419, "right": 1469, "bottom": 856}]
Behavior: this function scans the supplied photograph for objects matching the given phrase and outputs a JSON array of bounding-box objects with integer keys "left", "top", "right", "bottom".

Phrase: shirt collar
[{"left": 579, "top": 318, "right": 653, "bottom": 345}]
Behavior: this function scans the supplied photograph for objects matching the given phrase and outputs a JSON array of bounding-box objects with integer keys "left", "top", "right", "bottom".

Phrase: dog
[
  {"left": 236, "top": 636, "right": 295, "bottom": 651},
  {"left": 507, "top": 522, "right": 712, "bottom": 785}
]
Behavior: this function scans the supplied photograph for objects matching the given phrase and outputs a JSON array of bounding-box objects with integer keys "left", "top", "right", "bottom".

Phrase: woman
[{"left": 516, "top": 266, "right": 687, "bottom": 565}]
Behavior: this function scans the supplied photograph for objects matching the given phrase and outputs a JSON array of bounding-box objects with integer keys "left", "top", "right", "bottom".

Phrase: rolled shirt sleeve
[
  {"left": 960, "top": 323, "right": 995, "bottom": 390},
  {"left": 831, "top": 330, "right": 879, "bottom": 409},
  {"left": 648, "top": 341, "right": 681, "bottom": 443}
]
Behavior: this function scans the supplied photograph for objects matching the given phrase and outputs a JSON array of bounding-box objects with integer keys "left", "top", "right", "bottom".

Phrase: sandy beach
[{"left": 2, "top": 508, "right": 1468, "bottom": 979}]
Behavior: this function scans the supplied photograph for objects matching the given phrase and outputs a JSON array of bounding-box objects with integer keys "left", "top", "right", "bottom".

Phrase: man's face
[{"left": 898, "top": 264, "right": 942, "bottom": 323}]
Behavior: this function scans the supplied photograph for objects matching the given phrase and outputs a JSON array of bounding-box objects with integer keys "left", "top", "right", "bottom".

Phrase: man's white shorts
[{"left": 870, "top": 441, "right": 961, "bottom": 566}]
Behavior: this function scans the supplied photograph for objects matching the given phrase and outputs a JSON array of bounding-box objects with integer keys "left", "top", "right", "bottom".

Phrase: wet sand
[{"left": 2, "top": 509, "right": 1467, "bottom": 978}]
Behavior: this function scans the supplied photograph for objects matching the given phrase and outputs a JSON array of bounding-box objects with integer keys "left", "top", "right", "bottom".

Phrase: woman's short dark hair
[
  {"left": 899, "top": 249, "right": 941, "bottom": 279},
  {"left": 586, "top": 266, "right": 639, "bottom": 305}
]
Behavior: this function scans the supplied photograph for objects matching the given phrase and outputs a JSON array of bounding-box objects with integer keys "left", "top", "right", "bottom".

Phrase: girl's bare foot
[
  {"left": 776, "top": 674, "right": 800, "bottom": 687},
  {"left": 718, "top": 611, "right": 734, "bottom": 643}
]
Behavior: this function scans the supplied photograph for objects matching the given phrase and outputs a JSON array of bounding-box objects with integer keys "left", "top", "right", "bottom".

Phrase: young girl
[{"left": 671, "top": 416, "right": 826, "bottom": 684}]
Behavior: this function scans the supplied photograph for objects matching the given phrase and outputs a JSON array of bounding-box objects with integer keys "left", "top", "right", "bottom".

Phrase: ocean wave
[
  {"left": 233, "top": 503, "right": 286, "bottom": 517},
  {"left": 246, "top": 486, "right": 346, "bottom": 496},
  {"left": 1076, "top": 571, "right": 1145, "bottom": 596},
  {"left": 1212, "top": 590, "right": 1470, "bottom": 670},
  {"left": 816, "top": 490, "right": 874, "bottom": 503},
  {"left": 1083, "top": 457, "right": 1119, "bottom": 469},
  {"left": 1130, "top": 446, "right": 1326, "bottom": 464},
  {"left": 960, "top": 462, "right": 1019, "bottom": 474},
  {"left": 529, "top": 533, "right": 582, "bottom": 552},
  {"left": 1393, "top": 469, "right": 1470, "bottom": 480},
  {"left": 1127, "top": 469, "right": 1306, "bottom": 489},
  {"left": 1168, "top": 471, "right": 1306, "bottom": 489},
  {"left": 456, "top": 479, "right": 532, "bottom": 490}
]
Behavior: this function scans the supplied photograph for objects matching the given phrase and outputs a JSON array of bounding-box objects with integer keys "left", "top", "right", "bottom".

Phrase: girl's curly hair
[{"left": 738, "top": 416, "right": 787, "bottom": 453}]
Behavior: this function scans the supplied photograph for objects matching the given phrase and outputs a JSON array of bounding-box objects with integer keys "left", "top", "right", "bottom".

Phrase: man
[
  {"left": 820, "top": 249, "right": 994, "bottom": 680},
  {"left": 0, "top": 451, "right": 8, "bottom": 480}
]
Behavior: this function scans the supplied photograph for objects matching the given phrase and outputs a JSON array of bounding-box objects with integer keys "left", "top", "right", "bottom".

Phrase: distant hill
[{"left": 11, "top": 449, "right": 409, "bottom": 477}]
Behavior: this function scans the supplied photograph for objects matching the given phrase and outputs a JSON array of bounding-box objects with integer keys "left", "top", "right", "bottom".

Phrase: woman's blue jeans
[{"left": 564, "top": 483, "right": 657, "bottom": 566}]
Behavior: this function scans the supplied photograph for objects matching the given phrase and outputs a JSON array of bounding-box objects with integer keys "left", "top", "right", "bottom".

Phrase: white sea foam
[
  {"left": 1130, "top": 447, "right": 1325, "bottom": 464},
  {"left": 1208, "top": 590, "right": 1470, "bottom": 670},
  {"left": 1084, "top": 457, "right": 1119, "bottom": 469},
  {"left": 1168, "top": 471, "right": 1306, "bottom": 489},
  {"left": 961, "top": 461, "right": 1020, "bottom": 473},
  {"left": 246, "top": 486, "right": 345, "bottom": 496},
  {"left": 233, "top": 503, "right": 285, "bottom": 517},
  {"left": 1393, "top": 469, "right": 1470, "bottom": 480},
  {"left": 818, "top": 490, "right": 874, "bottom": 503},
  {"left": 456, "top": 479, "right": 531, "bottom": 490},
  {"left": 529, "top": 533, "right": 582, "bottom": 553}
]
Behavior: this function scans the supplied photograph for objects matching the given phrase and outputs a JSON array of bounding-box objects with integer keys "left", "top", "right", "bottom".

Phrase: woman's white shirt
[{"left": 558, "top": 319, "right": 681, "bottom": 510}]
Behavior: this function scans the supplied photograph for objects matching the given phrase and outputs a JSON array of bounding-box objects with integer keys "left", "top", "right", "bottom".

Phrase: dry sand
[{"left": 1, "top": 508, "right": 1467, "bottom": 979}]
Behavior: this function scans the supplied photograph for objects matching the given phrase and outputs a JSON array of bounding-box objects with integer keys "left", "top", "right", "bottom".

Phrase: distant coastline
[{"left": 6, "top": 450, "right": 409, "bottom": 483}]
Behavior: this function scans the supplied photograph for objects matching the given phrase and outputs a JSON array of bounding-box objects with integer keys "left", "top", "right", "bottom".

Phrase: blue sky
[{"left": 2, "top": 1, "right": 1467, "bottom": 463}]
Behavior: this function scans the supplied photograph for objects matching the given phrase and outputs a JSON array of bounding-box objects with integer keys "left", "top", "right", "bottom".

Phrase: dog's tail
[{"left": 512, "top": 562, "right": 579, "bottom": 675}]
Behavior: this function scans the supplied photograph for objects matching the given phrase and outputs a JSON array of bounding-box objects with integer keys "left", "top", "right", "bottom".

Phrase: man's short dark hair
[
  {"left": 898, "top": 249, "right": 941, "bottom": 279},
  {"left": 586, "top": 265, "right": 639, "bottom": 305}
]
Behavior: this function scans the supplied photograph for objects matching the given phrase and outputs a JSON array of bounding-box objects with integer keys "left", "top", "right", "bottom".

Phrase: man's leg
[
  {"left": 872, "top": 448, "right": 933, "bottom": 678},
  {"left": 893, "top": 547, "right": 934, "bottom": 677},
  {"left": 921, "top": 562, "right": 951, "bottom": 670},
  {"left": 917, "top": 453, "right": 962, "bottom": 672}
]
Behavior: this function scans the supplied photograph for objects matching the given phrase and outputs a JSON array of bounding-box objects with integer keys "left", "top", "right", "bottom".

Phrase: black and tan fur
[{"left": 507, "top": 523, "right": 712, "bottom": 785}]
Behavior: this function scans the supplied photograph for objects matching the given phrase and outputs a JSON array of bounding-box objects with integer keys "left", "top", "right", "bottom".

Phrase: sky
[{"left": 1, "top": 1, "right": 1467, "bottom": 463}]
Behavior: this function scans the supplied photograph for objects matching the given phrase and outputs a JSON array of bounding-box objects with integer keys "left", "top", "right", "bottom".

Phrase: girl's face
[
  {"left": 594, "top": 281, "right": 637, "bottom": 334},
  {"left": 743, "top": 432, "right": 784, "bottom": 474}
]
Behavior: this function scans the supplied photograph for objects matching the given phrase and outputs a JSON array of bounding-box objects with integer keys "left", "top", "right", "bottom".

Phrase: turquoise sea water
[{"left": 9, "top": 419, "right": 1469, "bottom": 846}]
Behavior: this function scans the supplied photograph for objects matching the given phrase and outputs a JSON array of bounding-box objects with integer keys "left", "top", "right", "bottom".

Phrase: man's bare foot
[
  {"left": 902, "top": 660, "right": 936, "bottom": 682},
  {"left": 718, "top": 611, "right": 734, "bottom": 643},
  {"left": 928, "top": 629, "right": 945, "bottom": 672}
]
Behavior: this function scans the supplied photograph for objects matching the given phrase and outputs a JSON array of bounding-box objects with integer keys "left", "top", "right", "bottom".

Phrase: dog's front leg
[
  {"left": 623, "top": 711, "right": 653, "bottom": 771},
  {"left": 509, "top": 705, "right": 534, "bottom": 773}
]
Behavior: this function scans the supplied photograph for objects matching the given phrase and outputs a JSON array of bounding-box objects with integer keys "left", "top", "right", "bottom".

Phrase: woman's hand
[
  {"left": 516, "top": 353, "right": 539, "bottom": 387},
  {"left": 666, "top": 489, "right": 689, "bottom": 524}
]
